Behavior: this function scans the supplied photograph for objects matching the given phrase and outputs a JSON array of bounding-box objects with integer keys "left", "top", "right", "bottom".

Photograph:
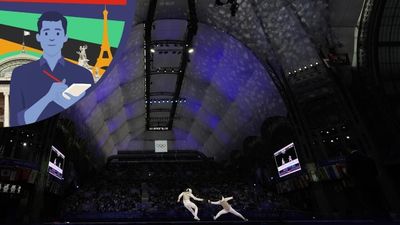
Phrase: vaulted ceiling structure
[{"left": 64, "top": 0, "right": 365, "bottom": 161}]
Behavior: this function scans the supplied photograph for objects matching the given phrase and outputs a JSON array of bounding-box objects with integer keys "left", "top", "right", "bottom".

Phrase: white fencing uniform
[
  {"left": 177, "top": 189, "right": 203, "bottom": 220},
  {"left": 210, "top": 196, "right": 248, "bottom": 221}
]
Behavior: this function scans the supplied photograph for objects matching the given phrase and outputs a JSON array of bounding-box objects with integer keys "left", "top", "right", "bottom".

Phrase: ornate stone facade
[{"left": 0, "top": 53, "right": 38, "bottom": 127}]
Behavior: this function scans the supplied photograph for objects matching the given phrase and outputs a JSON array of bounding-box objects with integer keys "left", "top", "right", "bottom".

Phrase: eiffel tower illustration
[{"left": 93, "top": 5, "right": 113, "bottom": 76}]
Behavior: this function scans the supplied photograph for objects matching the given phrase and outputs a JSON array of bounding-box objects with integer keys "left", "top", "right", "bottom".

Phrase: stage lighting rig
[{"left": 215, "top": 0, "right": 239, "bottom": 17}]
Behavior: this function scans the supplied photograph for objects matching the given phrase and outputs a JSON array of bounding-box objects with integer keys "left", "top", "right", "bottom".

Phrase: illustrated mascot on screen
[{"left": 10, "top": 11, "right": 93, "bottom": 126}]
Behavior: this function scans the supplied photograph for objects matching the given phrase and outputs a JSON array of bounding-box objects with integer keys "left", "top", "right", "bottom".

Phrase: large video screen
[
  {"left": 48, "top": 146, "right": 65, "bottom": 180},
  {"left": 274, "top": 142, "right": 301, "bottom": 177}
]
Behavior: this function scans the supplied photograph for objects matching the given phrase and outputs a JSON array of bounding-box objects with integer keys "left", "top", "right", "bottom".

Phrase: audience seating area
[{"left": 62, "top": 162, "right": 300, "bottom": 221}]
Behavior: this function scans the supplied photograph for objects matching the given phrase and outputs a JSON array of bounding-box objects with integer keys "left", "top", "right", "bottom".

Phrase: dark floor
[{"left": 38, "top": 219, "right": 400, "bottom": 225}]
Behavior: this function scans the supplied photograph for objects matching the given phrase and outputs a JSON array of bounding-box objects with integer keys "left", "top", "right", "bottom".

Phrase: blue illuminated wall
[{"left": 65, "top": 22, "right": 287, "bottom": 160}]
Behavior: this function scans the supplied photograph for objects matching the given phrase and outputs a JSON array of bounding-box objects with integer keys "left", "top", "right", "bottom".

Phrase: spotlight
[
  {"left": 23, "top": 142, "right": 27, "bottom": 147},
  {"left": 188, "top": 48, "right": 194, "bottom": 53},
  {"left": 150, "top": 48, "right": 155, "bottom": 53}
]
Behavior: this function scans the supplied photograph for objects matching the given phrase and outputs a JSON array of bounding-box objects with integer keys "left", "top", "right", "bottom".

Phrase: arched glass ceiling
[{"left": 65, "top": 22, "right": 286, "bottom": 160}]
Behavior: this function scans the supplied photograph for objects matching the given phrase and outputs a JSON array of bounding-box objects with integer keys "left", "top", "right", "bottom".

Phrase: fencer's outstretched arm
[
  {"left": 177, "top": 193, "right": 183, "bottom": 202},
  {"left": 208, "top": 200, "right": 220, "bottom": 205},
  {"left": 190, "top": 193, "right": 203, "bottom": 201}
]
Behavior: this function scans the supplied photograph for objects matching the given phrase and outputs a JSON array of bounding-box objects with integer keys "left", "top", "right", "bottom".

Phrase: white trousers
[
  {"left": 183, "top": 200, "right": 198, "bottom": 218},
  {"left": 215, "top": 207, "right": 246, "bottom": 220}
]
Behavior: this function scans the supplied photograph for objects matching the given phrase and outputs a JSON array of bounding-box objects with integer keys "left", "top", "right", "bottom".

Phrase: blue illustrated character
[{"left": 10, "top": 11, "right": 94, "bottom": 126}]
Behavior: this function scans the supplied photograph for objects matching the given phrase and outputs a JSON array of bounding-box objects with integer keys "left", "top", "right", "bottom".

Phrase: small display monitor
[
  {"left": 274, "top": 142, "right": 301, "bottom": 177},
  {"left": 48, "top": 146, "right": 65, "bottom": 180}
]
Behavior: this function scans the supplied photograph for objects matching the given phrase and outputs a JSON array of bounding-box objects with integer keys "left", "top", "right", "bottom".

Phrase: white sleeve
[
  {"left": 190, "top": 193, "right": 203, "bottom": 201},
  {"left": 177, "top": 193, "right": 183, "bottom": 201},
  {"left": 210, "top": 200, "right": 220, "bottom": 205}
]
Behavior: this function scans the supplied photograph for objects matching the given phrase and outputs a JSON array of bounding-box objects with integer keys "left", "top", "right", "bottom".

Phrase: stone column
[{"left": 3, "top": 91, "right": 9, "bottom": 127}]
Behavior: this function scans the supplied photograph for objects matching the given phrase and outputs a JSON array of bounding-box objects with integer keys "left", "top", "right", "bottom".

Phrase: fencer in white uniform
[
  {"left": 177, "top": 188, "right": 204, "bottom": 220},
  {"left": 209, "top": 196, "right": 248, "bottom": 221}
]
